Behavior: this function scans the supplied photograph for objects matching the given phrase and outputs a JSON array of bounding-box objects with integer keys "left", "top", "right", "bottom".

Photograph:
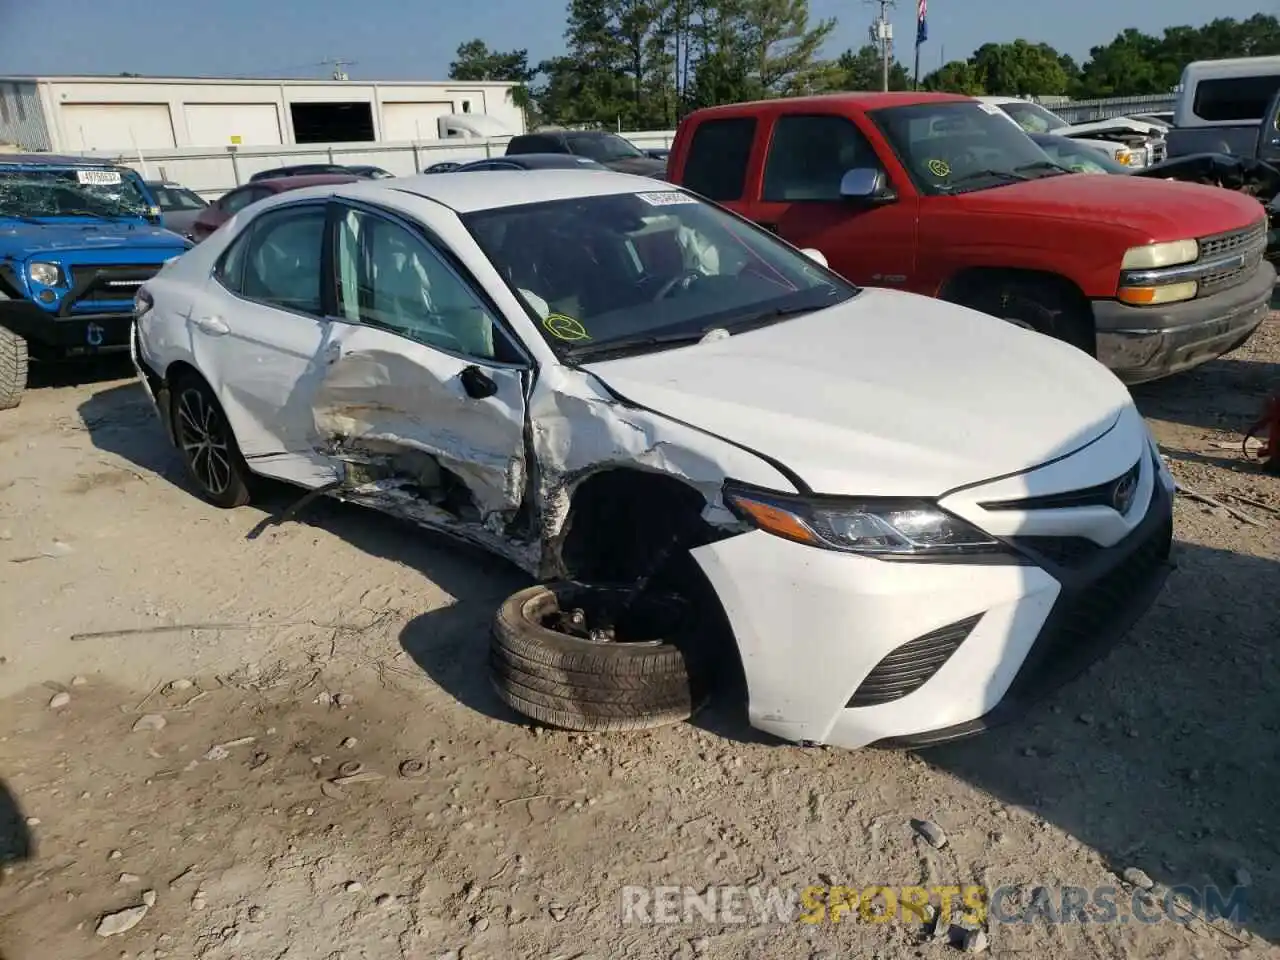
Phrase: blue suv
[{"left": 0, "top": 155, "right": 192, "bottom": 409}]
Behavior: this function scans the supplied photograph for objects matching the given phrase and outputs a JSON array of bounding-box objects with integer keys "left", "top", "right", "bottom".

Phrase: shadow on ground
[
  {"left": 75, "top": 379, "right": 182, "bottom": 482},
  {"left": 28, "top": 356, "right": 135, "bottom": 393},
  {"left": 0, "top": 779, "right": 32, "bottom": 959},
  {"left": 1133, "top": 354, "right": 1278, "bottom": 434},
  {"left": 921, "top": 539, "right": 1280, "bottom": 943}
]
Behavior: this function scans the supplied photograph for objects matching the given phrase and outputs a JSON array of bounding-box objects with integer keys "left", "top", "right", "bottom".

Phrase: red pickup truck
[{"left": 665, "top": 92, "right": 1275, "bottom": 383}]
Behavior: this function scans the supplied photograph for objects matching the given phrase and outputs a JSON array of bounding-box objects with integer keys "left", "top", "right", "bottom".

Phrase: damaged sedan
[{"left": 131, "top": 171, "right": 1176, "bottom": 749}]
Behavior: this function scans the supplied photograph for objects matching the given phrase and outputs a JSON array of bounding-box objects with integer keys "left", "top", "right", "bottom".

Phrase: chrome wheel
[{"left": 176, "top": 386, "right": 233, "bottom": 495}]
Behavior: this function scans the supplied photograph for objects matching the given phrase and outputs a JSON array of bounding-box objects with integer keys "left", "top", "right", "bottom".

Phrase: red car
[{"left": 188, "top": 174, "right": 359, "bottom": 243}]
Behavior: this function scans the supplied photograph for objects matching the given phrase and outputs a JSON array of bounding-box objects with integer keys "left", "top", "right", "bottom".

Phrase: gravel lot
[{"left": 0, "top": 318, "right": 1277, "bottom": 960}]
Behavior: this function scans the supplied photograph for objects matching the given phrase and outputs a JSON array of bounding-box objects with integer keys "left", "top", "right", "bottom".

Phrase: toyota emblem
[{"left": 1111, "top": 472, "right": 1138, "bottom": 514}]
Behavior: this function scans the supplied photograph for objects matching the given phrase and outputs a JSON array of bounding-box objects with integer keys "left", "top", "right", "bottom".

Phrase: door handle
[{"left": 192, "top": 315, "right": 229, "bottom": 335}]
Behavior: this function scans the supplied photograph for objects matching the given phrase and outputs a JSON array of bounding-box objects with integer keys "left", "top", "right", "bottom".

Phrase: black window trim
[
  {"left": 324, "top": 197, "right": 534, "bottom": 371},
  {"left": 761, "top": 112, "right": 886, "bottom": 204},
  {"left": 211, "top": 200, "right": 330, "bottom": 322},
  {"left": 682, "top": 115, "right": 758, "bottom": 203}
]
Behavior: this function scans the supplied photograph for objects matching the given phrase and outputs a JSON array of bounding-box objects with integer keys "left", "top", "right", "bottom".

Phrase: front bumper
[
  {"left": 691, "top": 411, "right": 1175, "bottom": 750},
  {"left": 1092, "top": 260, "right": 1275, "bottom": 384},
  {"left": 0, "top": 300, "right": 133, "bottom": 358}
]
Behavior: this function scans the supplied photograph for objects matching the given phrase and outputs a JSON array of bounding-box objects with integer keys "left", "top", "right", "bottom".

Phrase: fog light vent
[{"left": 846, "top": 614, "right": 983, "bottom": 708}]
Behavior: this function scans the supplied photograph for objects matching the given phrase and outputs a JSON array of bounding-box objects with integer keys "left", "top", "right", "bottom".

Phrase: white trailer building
[{"left": 0, "top": 75, "right": 525, "bottom": 153}]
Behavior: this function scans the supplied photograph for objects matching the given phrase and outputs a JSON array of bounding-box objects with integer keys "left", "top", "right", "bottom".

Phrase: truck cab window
[
  {"left": 763, "top": 115, "right": 882, "bottom": 202},
  {"left": 682, "top": 117, "right": 756, "bottom": 201},
  {"left": 1193, "top": 75, "right": 1280, "bottom": 123}
]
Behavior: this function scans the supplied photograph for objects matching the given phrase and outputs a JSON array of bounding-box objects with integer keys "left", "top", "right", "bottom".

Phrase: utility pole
[
  {"left": 321, "top": 58, "right": 356, "bottom": 81},
  {"left": 866, "top": 0, "right": 896, "bottom": 92}
]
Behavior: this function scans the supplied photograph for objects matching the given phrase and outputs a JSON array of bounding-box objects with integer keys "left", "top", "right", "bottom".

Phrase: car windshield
[
  {"left": 151, "top": 185, "right": 207, "bottom": 210},
  {"left": 463, "top": 189, "right": 856, "bottom": 358},
  {"left": 1031, "top": 136, "right": 1128, "bottom": 175},
  {"left": 0, "top": 167, "right": 152, "bottom": 219},
  {"left": 870, "top": 101, "right": 1068, "bottom": 196},
  {"left": 997, "top": 101, "right": 1068, "bottom": 133},
  {"left": 566, "top": 134, "right": 645, "bottom": 162}
]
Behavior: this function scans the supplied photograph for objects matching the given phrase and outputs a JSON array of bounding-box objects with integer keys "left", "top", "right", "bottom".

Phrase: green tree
[
  {"left": 970, "top": 40, "right": 1071, "bottom": 96},
  {"left": 741, "top": 0, "right": 837, "bottom": 96},
  {"left": 448, "top": 40, "right": 535, "bottom": 83},
  {"left": 921, "top": 60, "right": 985, "bottom": 95},
  {"left": 829, "top": 45, "right": 911, "bottom": 91}
]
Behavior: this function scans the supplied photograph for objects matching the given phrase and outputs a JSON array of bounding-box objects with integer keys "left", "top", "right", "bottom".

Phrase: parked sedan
[
  {"left": 249, "top": 164, "right": 352, "bottom": 182},
  {"left": 346, "top": 165, "right": 395, "bottom": 179},
  {"left": 1028, "top": 133, "right": 1131, "bottom": 175},
  {"left": 187, "top": 173, "right": 359, "bottom": 242},
  {"left": 452, "top": 154, "right": 608, "bottom": 172},
  {"left": 133, "top": 171, "right": 1174, "bottom": 749},
  {"left": 145, "top": 180, "right": 209, "bottom": 237},
  {"left": 506, "top": 130, "right": 667, "bottom": 177}
]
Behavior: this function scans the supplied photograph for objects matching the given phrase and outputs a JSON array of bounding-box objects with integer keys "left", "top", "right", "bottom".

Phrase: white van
[{"left": 1169, "top": 55, "right": 1280, "bottom": 158}]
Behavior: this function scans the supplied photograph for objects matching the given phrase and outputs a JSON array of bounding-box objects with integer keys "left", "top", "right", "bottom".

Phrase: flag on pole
[{"left": 917, "top": 0, "right": 928, "bottom": 45}]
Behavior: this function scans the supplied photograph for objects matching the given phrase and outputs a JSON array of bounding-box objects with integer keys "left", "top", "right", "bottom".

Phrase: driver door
[
  {"left": 309, "top": 202, "right": 530, "bottom": 527},
  {"left": 740, "top": 113, "right": 918, "bottom": 290}
]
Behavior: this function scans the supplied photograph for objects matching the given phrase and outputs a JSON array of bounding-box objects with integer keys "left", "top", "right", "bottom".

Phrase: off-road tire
[
  {"left": 169, "top": 371, "right": 253, "bottom": 509},
  {"left": 957, "top": 277, "right": 1095, "bottom": 355},
  {"left": 490, "top": 582, "right": 705, "bottom": 732},
  {"left": 0, "top": 328, "right": 29, "bottom": 411}
]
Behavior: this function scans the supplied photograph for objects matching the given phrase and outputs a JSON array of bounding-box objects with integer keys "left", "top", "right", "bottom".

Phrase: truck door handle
[{"left": 192, "top": 315, "right": 229, "bottom": 335}]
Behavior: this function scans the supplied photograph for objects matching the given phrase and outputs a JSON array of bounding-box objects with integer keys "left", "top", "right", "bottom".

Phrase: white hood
[
  {"left": 582, "top": 289, "right": 1133, "bottom": 497},
  {"left": 1062, "top": 117, "right": 1165, "bottom": 139}
]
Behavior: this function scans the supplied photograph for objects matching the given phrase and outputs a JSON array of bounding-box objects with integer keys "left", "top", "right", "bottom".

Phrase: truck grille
[
  {"left": 65, "top": 263, "right": 161, "bottom": 312},
  {"left": 1147, "top": 138, "right": 1167, "bottom": 164},
  {"left": 1195, "top": 221, "right": 1267, "bottom": 298}
]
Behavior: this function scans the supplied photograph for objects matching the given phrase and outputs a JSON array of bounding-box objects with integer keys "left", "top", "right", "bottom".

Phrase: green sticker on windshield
[
  {"left": 543, "top": 314, "right": 591, "bottom": 342},
  {"left": 926, "top": 159, "right": 951, "bottom": 178}
]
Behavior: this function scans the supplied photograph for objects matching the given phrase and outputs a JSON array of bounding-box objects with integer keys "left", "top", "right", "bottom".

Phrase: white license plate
[{"left": 76, "top": 170, "right": 123, "bottom": 185}]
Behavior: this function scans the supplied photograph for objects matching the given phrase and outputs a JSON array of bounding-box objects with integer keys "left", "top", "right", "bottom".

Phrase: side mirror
[
  {"left": 839, "top": 168, "right": 896, "bottom": 204},
  {"left": 800, "top": 248, "right": 828, "bottom": 268}
]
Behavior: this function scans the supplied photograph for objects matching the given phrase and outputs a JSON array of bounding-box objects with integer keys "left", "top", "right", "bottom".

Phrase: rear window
[
  {"left": 507, "top": 135, "right": 559, "bottom": 155},
  {"left": 1193, "top": 75, "right": 1280, "bottom": 122},
  {"left": 681, "top": 117, "right": 756, "bottom": 201}
]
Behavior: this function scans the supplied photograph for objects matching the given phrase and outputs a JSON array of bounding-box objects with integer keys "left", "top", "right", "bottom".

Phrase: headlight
[
  {"left": 1121, "top": 239, "right": 1198, "bottom": 270},
  {"left": 28, "top": 261, "right": 63, "bottom": 286},
  {"left": 724, "top": 485, "right": 1005, "bottom": 558}
]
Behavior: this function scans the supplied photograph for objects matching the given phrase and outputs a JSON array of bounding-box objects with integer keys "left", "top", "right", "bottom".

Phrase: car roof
[
  {"left": 687, "top": 91, "right": 974, "bottom": 120},
  {"left": 286, "top": 169, "right": 674, "bottom": 214},
  {"left": 465, "top": 154, "right": 603, "bottom": 170},
  {"left": 0, "top": 153, "right": 126, "bottom": 168},
  {"left": 256, "top": 173, "right": 361, "bottom": 191}
]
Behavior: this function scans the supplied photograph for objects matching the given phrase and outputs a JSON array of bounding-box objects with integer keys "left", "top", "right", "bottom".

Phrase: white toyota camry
[{"left": 132, "top": 170, "right": 1175, "bottom": 749}]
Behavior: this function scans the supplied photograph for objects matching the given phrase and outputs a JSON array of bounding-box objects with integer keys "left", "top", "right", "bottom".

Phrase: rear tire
[
  {"left": 0, "top": 328, "right": 29, "bottom": 411},
  {"left": 169, "top": 372, "right": 252, "bottom": 508},
  {"left": 490, "top": 582, "right": 706, "bottom": 732},
  {"left": 955, "top": 277, "right": 1095, "bottom": 355}
]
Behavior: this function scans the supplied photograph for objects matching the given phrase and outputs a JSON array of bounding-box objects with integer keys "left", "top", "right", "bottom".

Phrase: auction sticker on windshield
[
  {"left": 76, "top": 170, "right": 123, "bottom": 185},
  {"left": 637, "top": 191, "right": 694, "bottom": 206},
  {"left": 544, "top": 314, "right": 591, "bottom": 341}
]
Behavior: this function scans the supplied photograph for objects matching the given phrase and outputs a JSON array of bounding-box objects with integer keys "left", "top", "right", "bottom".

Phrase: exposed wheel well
[
  {"left": 556, "top": 468, "right": 744, "bottom": 688},
  {"left": 939, "top": 267, "right": 1096, "bottom": 354}
]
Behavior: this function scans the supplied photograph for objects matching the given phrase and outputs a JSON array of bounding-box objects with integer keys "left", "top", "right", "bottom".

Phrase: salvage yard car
[
  {"left": 666, "top": 92, "right": 1276, "bottom": 384},
  {"left": 132, "top": 170, "right": 1177, "bottom": 749},
  {"left": 0, "top": 154, "right": 190, "bottom": 409}
]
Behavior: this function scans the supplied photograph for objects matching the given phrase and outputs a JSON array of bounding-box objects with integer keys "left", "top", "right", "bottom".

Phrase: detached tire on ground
[
  {"left": 491, "top": 582, "right": 705, "bottom": 732},
  {"left": 0, "top": 328, "right": 29, "bottom": 412}
]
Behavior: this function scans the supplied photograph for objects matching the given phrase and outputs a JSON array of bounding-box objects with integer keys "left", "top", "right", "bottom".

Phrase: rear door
[
  {"left": 187, "top": 201, "right": 339, "bottom": 485},
  {"left": 737, "top": 112, "right": 918, "bottom": 289},
  {"left": 304, "top": 201, "right": 531, "bottom": 528}
]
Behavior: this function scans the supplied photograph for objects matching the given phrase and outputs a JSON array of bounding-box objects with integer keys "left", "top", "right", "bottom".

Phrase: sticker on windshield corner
[
  {"left": 926, "top": 159, "right": 951, "bottom": 178},
  {"left": 975, "top": 101, "right": 1002, "bottom": 115},
  {"left": 543, "top": 314, "right": 591, "bottom": 341},
  {"left": 75, "top": 170, "right": 123, "bottom": 185},
  {"left": 636, "top": 190, "right": 694, "bottom": 206}
]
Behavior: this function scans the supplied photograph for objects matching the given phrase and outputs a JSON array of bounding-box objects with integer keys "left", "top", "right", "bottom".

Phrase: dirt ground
[{"left": 0, "top": 318, "right": 1278, "bottom": 960}]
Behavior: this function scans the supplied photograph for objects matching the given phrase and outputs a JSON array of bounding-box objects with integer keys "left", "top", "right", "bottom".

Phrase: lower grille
[
  {"left": 847, "top": 614, "right": 983, "bottom": 707},
  {"left": 1003, "top": 510, "right": 1172, "bottom": 704}
]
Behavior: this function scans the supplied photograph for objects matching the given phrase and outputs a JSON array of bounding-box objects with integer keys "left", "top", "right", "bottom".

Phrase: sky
[{"left": 0, "top": 0, "right": 1271, "bottom": 81}]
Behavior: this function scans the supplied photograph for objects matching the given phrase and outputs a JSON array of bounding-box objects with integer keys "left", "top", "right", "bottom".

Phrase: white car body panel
[
  {"left": 583, "top": 288, "right": 1131, "bottom": 498},
  {"left": 134, "top": 170, "right": 1174, "bottom": 749}
]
